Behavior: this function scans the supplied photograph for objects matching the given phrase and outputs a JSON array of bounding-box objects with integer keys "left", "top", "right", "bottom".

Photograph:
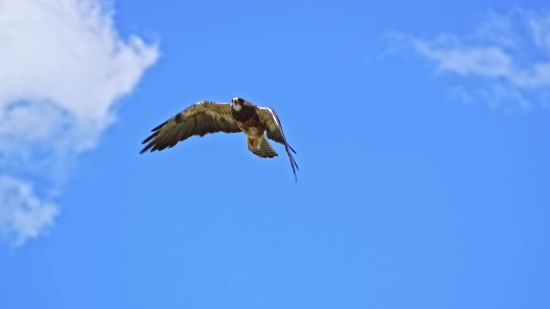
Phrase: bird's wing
[
  {"left": 257, "top": 106, "right": 300, "bottom": 181},
  {"left": 140, "top": 101, "right": 241, "bottom": 154}
]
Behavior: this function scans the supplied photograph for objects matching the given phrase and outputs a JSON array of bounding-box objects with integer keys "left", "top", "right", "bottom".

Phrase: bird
[{"left": 139, "top": 97, "right": 300, "bottom": 181}]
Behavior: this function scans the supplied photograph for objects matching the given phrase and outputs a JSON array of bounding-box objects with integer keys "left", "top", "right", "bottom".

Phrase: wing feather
[
  {"left": 257, "top": 106, "right": 300, "bottom": 181},
  {"left": 140, "top": 101, "right": 241, "bottom": 154}
]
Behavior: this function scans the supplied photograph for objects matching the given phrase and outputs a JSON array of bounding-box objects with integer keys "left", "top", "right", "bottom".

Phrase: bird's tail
[{"left": 248, "top": 135, "right": 278, "bottom": 158}]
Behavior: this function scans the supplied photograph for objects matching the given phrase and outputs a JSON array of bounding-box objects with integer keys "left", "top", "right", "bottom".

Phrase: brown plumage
[{"left": 140, "top": 97, "right": 299, "bottom": 181}]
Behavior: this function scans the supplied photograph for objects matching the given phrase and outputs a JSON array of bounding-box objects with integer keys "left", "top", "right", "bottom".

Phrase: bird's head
[{"left": 231, "top": 97, "right": 245, "bottom": 111}]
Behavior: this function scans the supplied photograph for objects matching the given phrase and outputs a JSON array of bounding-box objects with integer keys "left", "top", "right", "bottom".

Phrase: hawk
[{"left": 140, "top": 97, "right": 300, "bottom": 181}]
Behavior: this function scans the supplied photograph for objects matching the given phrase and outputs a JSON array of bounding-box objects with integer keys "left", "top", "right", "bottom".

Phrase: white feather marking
[{"left": 232, "top": 104, "right": 241, "bottom": 111}]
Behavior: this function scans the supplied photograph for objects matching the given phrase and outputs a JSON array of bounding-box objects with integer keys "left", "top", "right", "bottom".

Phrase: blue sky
[{"left": 1, "top": 0, "right": 549, "bottom": 308}]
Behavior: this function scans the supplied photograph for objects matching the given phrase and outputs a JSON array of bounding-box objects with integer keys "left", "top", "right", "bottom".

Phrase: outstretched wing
[
  {"left": 257, "top": 106, "right": 300, "bottom": 181},
  {"left": 140, "top": 101, "right": 241, "bottom": 154}
]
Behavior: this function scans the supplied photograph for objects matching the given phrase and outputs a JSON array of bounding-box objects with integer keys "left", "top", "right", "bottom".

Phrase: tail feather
[{"left": 248, "top": 136, "right": 278, "bottom": 158}]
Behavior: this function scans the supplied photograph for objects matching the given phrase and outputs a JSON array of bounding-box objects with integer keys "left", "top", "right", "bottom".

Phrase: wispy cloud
[
  {"left": 0, "top": 0, "right": 159, "bottom": 247},
  {"left": 0, "top": 176, "right": 58, "bottom": 247},
  {"left": 385, "top": 7, "right": 550, "bottom": 111}
]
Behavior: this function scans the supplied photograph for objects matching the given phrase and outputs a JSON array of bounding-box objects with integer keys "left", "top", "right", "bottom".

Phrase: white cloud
[
  {"left": 0, "top": 176, "right": 58, "bottom": 247},
  {"left": 0, "top": 0, "right": 159, "bottom": 246},
  {"left": 385, "top": 7, "right": 550, "bottom": 111}
]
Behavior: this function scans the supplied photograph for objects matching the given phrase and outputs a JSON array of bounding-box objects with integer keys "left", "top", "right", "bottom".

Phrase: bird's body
[
  {"left": 140, "top": 97, "right": 299, "bottom": 181},
  {"left": 230, "top": 99, "right": 277, "bottom": 158}
]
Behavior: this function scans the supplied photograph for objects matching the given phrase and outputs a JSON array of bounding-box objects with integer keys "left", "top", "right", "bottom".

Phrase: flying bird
[{"left": 140, "top": 97, "right": 300, "bottom": 181}]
